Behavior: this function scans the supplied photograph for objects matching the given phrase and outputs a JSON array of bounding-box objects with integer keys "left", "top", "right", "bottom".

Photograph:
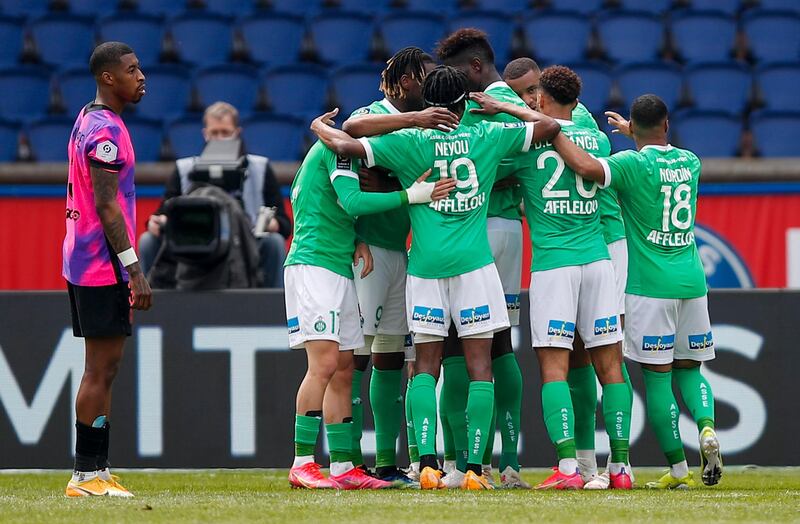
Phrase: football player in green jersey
[
  {"left": 435, "top": 28, "right": 530, "bottom": 489},
  {"left": 548, "top": 94, "right": 722, "bottom": 489},
  {"left": 471, "top": 66, "right": 634, "bottom": 490},
  {"left": 311, "top": 65, "right": 561, "bottom": 489},
  {"left": 285, "top": 132, "right": 456, "bottom": 490},
  {"left": 342, "top": 47, "right": 454, "bottom": 485}
]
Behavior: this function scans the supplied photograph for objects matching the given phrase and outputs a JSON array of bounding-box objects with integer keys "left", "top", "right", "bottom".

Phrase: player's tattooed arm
[
  {"left": 342, "top": 107, "right": 459, "bottom": 138},
  {"left": 551, "top": 134, "right": 606, "bottom": 185},
  {"left": 469, "top": 92, "right": 560, "bottom": 142},
  {"left": 310, "top": 109, "right": 368, "bottom": 159},
  {"left": 91, "top": 166, "right": 152, "bottom": 310}
]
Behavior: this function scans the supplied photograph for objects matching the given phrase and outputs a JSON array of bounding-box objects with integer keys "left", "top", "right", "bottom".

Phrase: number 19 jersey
[{"left": 599, "top": 145, "right": 706, "bottom": 299}]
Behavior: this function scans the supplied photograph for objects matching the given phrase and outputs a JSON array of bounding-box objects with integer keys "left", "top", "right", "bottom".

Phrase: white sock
[
  {"left": 330, "top": 461, "right": 354, "bottom": 477},
  {"left": 71, "top": 470, "right": 97, "bottom": 483},
  {"left": 608, "top": 462, "right": 626, "bottom": 475},
  {"left": 671, "top": 460, "right": 689, "bottom": 478},
  {"left": 558, "top": 458, "right": 579, "bottom": 475},
  {"left": 576, "top": 450, "right": 598, "bottom": 477},
  {"left": 97, "top": 467, "right": 112, "bottom": 481},
  {"left": 410, "top": 461, "right": 420, "bottom": 473},
  {"left": 442, "top": 459, "right": 456, "bottom": 474},
  {"left": 482, "top": 464, "right": 492, "bottom": 471},
  {"left": 292, "top": 455, "right": 314, "bottom": 468}
]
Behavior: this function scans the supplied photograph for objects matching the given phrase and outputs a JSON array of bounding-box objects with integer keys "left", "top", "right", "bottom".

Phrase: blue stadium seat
[
  {"left": 448, "top": 11, "right": 515, "bottom": 65},
  {"left": 597, "top": 10, "right": 664, "bottom": 64},
  {"left": 472, "top": 0, "right": 531, "bottom": 15},
  {"left": 0, "top": 119, "right": 17, "bottom": 161},
  {"left": 568, "top": 62, "right": 612, "bottom": 112},
  {"left": 125, "top": 117, "right": 163, "bottom": 162},
  {"left": 615, "top": 0, "right": 672, "bottom": 14},
  {"left": 97, "top": 14, "right": 165, "bottom": 68},
  {"left": 337, "top": 0, "right": 392, "bottom": 14},
  {"left": 133, "top": 0, "right": 188, "bottom": 17},
  {"left": 134, "top": 65, "right": 192, "bottom": 122},
  {"left": 203, "top": 0, "right": 256, "bottom": 16},
  {"left": 757, "top": 62, "right": 800, "bottom": 113},
  {"left": 195, "top": 64, "right": 261, "bottom": 117},
  {"left": 616, "top": 62, "right": 683, "bottom": 111},
  {"left": 524, "top": 11, "right": 590, "bottom": 65},
  {"left": 0, "top": 0, "right": 49, "bottom": 17},
  {"left": 540, "top": 0, "right": 603, "bottom": 15},
  {"left": 310, "top": 12, "right": 374, "bottom": 66},
  {"left": 169, "top": 12, "right": 234, "bottom": 68},
  {"left": 686, "top": 62, "right": 751, "bottom": 115},
  {"left": 403, "top": 0, "right": 460, "bottom": 14},
  {"left": 688, "top": 0, "right": 740, "bottom": 15},
  {"left": 239, "top": 13, "right": 306, "bottom": 67},
  {"left": 599, "top": 117, "right": 635, "bottom": 153},
  {"left": 242, "top": 114, "right": 306, "bottom": 161},
  {"left": 0, "top": 15, "right": 24, "bottom": 68},
  {"left": 331, "top": 64, "right": 384, "bottom": 120},
  {"left": 57, "top": 68, "right": 96, "bottom": 117},
  {"left": 671, "top": 11, "right": 736, "bottom": 63},
  {"left": 264, "top": 64, "right": 328, "bottom": 121},
  {"left": 751, "top": 111, "right": 800, "bottom": 157},
  {"left": 673, "top": 110, "right": 741, "bottom": 157},
  {"left": 29, "top": 14, "right": 95, "bottom": 70},
  {"left": 270, "top": 0, "right": 322, "bottom": 15},
  {"left": 27, "top": 117, "right": 73, "bottom": 162},
  {"left": 0, "top": 67, "right": 51, "bottom": 123},
  {"left": 67, "top": 0, "right": 117, "bottom": 16},
  {"left": 380, "top": 12, "right": 445, "bottom": 56},
  {"left": 167, "top": 115, "right": 205, "bottom": 159},
  {"left": 743, "top": 10, "right": 800, "bottom": 63},
  {"left": 759, "top": 0, "right": 800, "bottom": 13}
]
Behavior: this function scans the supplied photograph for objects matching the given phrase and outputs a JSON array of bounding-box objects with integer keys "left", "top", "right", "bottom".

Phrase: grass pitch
[{"left": 1, "top": 467, "right": 798, "bottom": 523}]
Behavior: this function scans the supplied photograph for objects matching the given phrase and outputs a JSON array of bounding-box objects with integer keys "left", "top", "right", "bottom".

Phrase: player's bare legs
[{"left": 76, "top": 337, "right": 124, "bottom": 424}]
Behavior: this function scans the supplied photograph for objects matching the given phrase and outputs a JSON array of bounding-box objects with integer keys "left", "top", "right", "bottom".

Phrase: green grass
[{"left": 1, "top": 468, "right": 799, "bottom": 523}]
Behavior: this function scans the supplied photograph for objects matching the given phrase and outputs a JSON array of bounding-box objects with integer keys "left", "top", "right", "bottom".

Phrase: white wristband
[{"left": 117, "top": 247, "right": 138, "bottom": 267}]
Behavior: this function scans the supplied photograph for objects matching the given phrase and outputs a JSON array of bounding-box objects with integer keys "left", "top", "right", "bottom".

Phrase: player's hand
[
  {"left": 353, "top": 242, "right": 373, "bottom": 278},
  {"left": 468, "top": 92, "right": 503, "bottom": 115},
  {"left": 128, "top": 269, "right": 152, "bottom": 311},
  {"left": 412, "top": 107, "right": 459, "bottom": 132},
  {"left": 420, "top": 169, "right": 457, "bottom": 202},
  {"left": 605, "top": 111, "right": 632, "bottom": 138},
  {"left": 147, "top": 214, "right": 166, "bottom": 236},
  {"left": 310, "top": 108, "right": 339, "bottom": 131}
]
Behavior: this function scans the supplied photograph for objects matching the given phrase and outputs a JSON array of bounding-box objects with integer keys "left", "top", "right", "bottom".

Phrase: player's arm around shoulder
[
  {"left": 310, "top": 109, "right": 367, "bottom": 159},
  {"left": 551, "top": 132, "right": 607, "bottom": 186},
  {"left": 342, "top": 106, "right": 458, "bottom": 138}
]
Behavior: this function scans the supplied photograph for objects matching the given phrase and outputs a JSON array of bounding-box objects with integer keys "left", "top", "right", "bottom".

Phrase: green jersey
[
  {"left": 521, "top": 120, "right": 611, "bottom": 271},
  {"left": 601, "top": 144, "right": 707, "bottom": 299},
  {"left": 572, "top": 102, "right": 599, "bottom": 130},
  {"left": 462, "top": 81, "right": 529, "bottom": 221},
  {"left": 360, "top": 119, "right": 534, "bottom": 278},
  {"left": 285, "top": 142, "right": 407, "bottom": 279},
  {"left": 347, "top": 99, "right": 411, "bottom": 252}
]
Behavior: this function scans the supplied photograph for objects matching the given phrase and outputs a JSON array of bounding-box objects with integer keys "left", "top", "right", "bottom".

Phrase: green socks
[
  {"left": 602, "top": 382, "right": 632, "bottom": 464},
  {"left": 405, "top": 378, "right": 419, "bottom": 463},
  {"left": 492, "top": 353, "right": 522, "bottom": 471},
  {"left": 370, "top": 367, "right": 403, "bottom": 468},
  {"left": 642, "top": 368, "right": 686, "bottom": 465},
  {"left": 410, "top": 373, "right": 438, "bottom": 457},
  {"left": 673, "top": 366, "right": 715, "bottom": 431},
  {"left": 541, "top": 381, "right": 576, "bottom": 460},
  {"left": 326, "top": 422, "right": 353, "bottom": 465},
  {"left": 482, "top": 404, "right": 496, "bottom": 466},
  {"left": 568, "top": 364, "right": 597, "bottom": 452},
  {"left": 294, "top": 414, "right": 321, "bottom": 457},
  {"left": 441, "top": 356, "right": 469, "bottom": 471},
  {"left": 467, "top": 381, "right": 495, "bottom": 467},
  {"left": 351, "top": 368, "right": 364, "bottom": 466}
]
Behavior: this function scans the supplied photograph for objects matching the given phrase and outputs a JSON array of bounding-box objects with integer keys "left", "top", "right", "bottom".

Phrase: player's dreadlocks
[
  {"left": 539, "top": 65, "right": 581, "bottom": 105},
  {"left": 379, "top": 46, "right": 433, "bottom": 99},
  {"left": 422, "top": 65, "right": 468, "bottom": 114}
]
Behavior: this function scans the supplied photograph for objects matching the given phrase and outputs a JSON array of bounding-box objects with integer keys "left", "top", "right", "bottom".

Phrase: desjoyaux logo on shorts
[{"left": 412, "top": 306, "right": 445, "bottom": 325}]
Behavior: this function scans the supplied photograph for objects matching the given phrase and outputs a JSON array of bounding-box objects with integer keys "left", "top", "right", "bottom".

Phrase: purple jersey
[{"left": 63, "top": 104, "right": 136, "bottom": 286}]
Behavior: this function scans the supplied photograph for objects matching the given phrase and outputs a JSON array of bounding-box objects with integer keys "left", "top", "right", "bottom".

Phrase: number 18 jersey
[{"left": 600, "top": 144, "right": 706, "bottom": 299}]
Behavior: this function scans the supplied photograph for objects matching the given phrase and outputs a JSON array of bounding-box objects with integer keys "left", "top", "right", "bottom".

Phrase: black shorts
[{"left": 67, "top": 282, "right": 132, "bottom": 338}]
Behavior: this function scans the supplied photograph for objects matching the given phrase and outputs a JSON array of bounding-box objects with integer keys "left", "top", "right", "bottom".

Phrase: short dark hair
[
  {"left": 503, "top": 57, "right": 540, "bottom": 81},
  {"left": 422, "top": 65, "right": 468, "bottom": 114},
  {"left": 630, "top": 94, "right": 668, "bottom": 130},
  {"left": 436, "top": 28, "right": 495, "bottom": 65},
  {"left": 380, "top": 46, "right": 434, "bottom": 99},
  {"left": 540, "top": 65, "right": 581, "bottom": 105},
  {"left": 89, "top": 41, "right": 134, "bottom": 77}
]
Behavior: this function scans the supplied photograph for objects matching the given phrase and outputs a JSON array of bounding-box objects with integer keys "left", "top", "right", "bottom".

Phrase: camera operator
[{"left": 138, "top": 101, "right": 291, "bottom": 287}]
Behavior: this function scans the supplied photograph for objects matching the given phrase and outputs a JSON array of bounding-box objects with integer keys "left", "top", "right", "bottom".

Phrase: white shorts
[
  {"left": 530, "top": 259, "right": 623, "bottom": 350},
  {"left": 354, "top": 245, "right": 409, "bottom": 337},
  {"left": 487, "top": 217, "right": 523, "bottom": 326},
  {"left": 404, "top": 334, "right": 416, "bottom": 362},
  {"left": 623, "top": 294, "right": 715, "bottom": 365},
  {"left": 607, "top": 239, "right": 628, "bottom": 316},
  {"left": 406, "top": 263, "right": 510, "bottom": 338},
  {"left": 284, "top": 264, "right": 364, "bottom": 351}
]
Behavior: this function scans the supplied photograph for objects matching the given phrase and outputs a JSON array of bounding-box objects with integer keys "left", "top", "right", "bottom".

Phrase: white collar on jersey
[
  {"left": 640, "top": 144, "right": 674, "bottom": 152},
  {"left": 555, "top": 118, "right": 574, "bottom": 126},
  {"left": 484, "top": 80, "right": 510, "bottom": 92},
  {"left": 378, "top": 98, "right": 401, "bottom": 114}
]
